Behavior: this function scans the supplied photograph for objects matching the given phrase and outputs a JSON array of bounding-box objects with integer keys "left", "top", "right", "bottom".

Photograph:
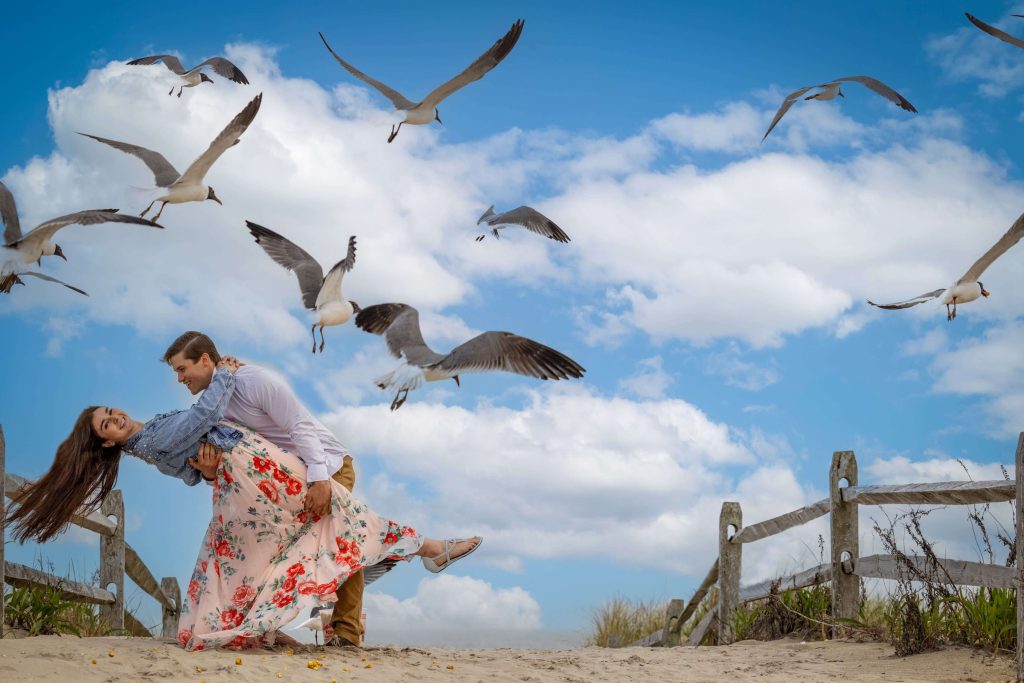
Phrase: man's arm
[{"left": 161, "top": 365, "right": 236, "bottom": 454}]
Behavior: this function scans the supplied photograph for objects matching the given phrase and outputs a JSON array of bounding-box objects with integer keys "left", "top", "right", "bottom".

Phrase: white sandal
[{"left": 421, "top": 536, "right": 483, "bottom": 573}]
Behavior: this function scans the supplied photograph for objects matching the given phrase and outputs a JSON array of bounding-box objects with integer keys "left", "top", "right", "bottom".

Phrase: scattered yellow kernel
[
  {"left": 276, "top": 674, "right": 283, "bottom": 679},
  {"left": 90, "top": 659, "right": 96, "bottom": 665},
  {"left": 285, "top": 648, "right": 295, "bottom": 655},
  {"left": 447, "top": 664, "right": 455, "bottom": 670},
  {"left": 235, "top": 656, "right": 243, "bottom": 665},
  {"left": 107, "top": 651, "right": 115, "bottom": 657},
  {"left": 365, "top": 663, "right": 373, "bottom": 669},
  {"left": 195, "top": 666, "right": 205, "bottom": 673},
  {"left": 360, "top": 656, "right": 367, "bottom": 661},
  {"left": 342, "top": 667, "right": 349, "bottom": 672},
  {"left": 307, "top": 660, "right": 322, "bottom": 671}
]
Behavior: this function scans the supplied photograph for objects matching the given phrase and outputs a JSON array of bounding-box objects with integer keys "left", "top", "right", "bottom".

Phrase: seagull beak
[
  {"left": 435, "top": 110, "right": 443, "bottom": 125},
  {"left": 453, "top": 375, "right": 460, "bottom": 387},
  {"left": 982, "top": 289, "right": 991, "bottom": 297},
  {"left": 55, "top": 245, "right": 67, "bottom": 261}
]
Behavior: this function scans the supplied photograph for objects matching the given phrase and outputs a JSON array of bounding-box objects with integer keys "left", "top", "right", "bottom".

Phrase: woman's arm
[{"left": 159, "top": 365, "right": 237, "bottom": 454}]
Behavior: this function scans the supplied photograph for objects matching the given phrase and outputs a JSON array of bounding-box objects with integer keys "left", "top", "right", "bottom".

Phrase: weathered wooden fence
[
  {"left": 0, "top": 425, "right": 181, "bottom": 639},
  {"left": 633, "top": 433, "right": 1024, "bottom": 679}
]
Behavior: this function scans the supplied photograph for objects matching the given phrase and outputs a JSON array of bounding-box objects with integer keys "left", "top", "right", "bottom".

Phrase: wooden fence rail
[
  {"left": 631, "top": 432, "right": 1024, "bottom": 682},
  {"left": 0, "top": 425, "right": 181, "bottom": 639}
]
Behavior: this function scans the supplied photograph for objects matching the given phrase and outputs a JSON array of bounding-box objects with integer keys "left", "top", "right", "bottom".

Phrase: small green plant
[
  {"left": 4, "top": 583, "right": 83, "bottom": 637},
  {"left": 586, "top": 596, "right": 667, "bottom": 647}
]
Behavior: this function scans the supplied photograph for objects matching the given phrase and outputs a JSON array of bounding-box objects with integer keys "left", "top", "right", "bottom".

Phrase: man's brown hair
[{"left": 163, "top": 330, "right": 221, "bottom": 365}]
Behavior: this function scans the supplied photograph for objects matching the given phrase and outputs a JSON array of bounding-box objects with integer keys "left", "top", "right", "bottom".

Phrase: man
[{"left": 164, "top": 330, "right": 366, "bottom": 647}]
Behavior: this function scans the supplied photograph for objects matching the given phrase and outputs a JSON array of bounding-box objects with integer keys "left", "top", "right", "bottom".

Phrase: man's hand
[
  {"left": 217, "top": 357, "right": 242, "bottom": 374},
  {"left": 189, "top": 442, "right": 223, "bottom": 480},
  {"left": 304, "top": 480, "right": 332, "bottom": 517}
]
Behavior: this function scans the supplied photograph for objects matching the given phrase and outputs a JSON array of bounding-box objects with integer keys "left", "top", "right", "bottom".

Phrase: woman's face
[{"left": 91, "top": 407, "right": 134, "bottom": 447}]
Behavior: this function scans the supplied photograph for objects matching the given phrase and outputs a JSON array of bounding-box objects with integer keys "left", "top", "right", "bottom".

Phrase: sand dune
[{"left": 0, "top": 634, "right": 1014, "bottom": 682}]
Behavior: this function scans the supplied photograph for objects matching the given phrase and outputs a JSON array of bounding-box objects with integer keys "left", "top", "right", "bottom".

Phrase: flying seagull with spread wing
[
  {"left": 127, "top": 54, "right": 249, "bottom": 98},
  {"left": 245, "top": 220, "right": 358, "bottom": 353},
  {"left": 762, "top": 76, "right": 917, "bottom": 142},
  {"left": 965, "top": 12, "right": 1024, "bottom": 51},
  {"left": 476, "top": 205, "right": 570, "bottom": 243},
  {"left": 1, "top": 181, "right": 162, "bottom": 294},
  {"left": 319, "top": 19, "right": 524, "bottom": 143},
  {"left": 80, "top": 93, "right": 262, "bottom": 222},
  {"left": 868, "top": 211, "right": 1024, "bottom": 320},
  {"left": 355, "top": 303, "right": 585, "bottom": 410}
]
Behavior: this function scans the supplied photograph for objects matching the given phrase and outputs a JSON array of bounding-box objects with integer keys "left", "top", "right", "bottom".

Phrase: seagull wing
[
  {"left": 438, "top": 331, "right": 586, "bottom": 380},
  {"left": 867, "top": 289, "right": 946, "bottom": 310},
  {"left": 965, "top": 12, "right": 1024, "bottom": 50},
  {"left": 487, "top": 206, "right": 570, "bottom": 242},
  {"left": 126, "top": 54, "right": 188, "bottom": 74},
  {"left": 363, "top": 559, "right": 399, "bottom": 586},
  {"left": 762, "top": 86, "right": 814, "bottom": 142},
  {"left": 10, "top": 209, "right": 163, "bottom": 250},
  {"left": 178, "top": 92, "right": 262, "bottom": 185},
  {"left": 193, "top": 57, "right": 250, "bottom": 84},
  {"left": 355, "top": 303, "right": 438, "bottom": 361},
  {"left": 959, "top": 211, "right": 1024, "bottom": 284},
  {"left": 245, "top": 220, "right": 324, "bottom": 310},
  {"left": 18, "top": 271, "right": 88, "bottom": 296},
  {"left": 420, "top": 19, "right": 524, "bottom": 108},
  {"left": 0, "top": 181, "right": 21, "bottom": 244},
  {"left": 315, "top": 235, "right": 357, "bottom": 309},
  {"left": 318, "top": 32, "right": 416, "bottom": 110},
  {"left": 834, "top": 76, "right": 917, "bottom": 113},
  {"left": 78, "top": 133, "right": 180, "bottom": 188}
]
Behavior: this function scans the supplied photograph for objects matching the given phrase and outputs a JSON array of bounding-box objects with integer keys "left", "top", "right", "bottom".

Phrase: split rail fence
[
  {"left": 0, "top": 425, "right": 181, "bottom": 639},
  {"left": 632, "top": 433, "right": 1024, "bottom": 680}
]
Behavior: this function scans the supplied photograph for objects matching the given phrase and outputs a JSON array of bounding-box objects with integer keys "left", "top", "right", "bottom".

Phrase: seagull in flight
[
  {"left": 80, "top": 93, "right": 262, "bottom": 222},
  {"left": 127, "top": 54, "right": 249, "bottom": 98},
  {"left": 245, "top": 220, "right": 359, "bottom": 353},
  {"left": 476, "top": 205, "right": 570, "bottom": 243},
  {"left": 319, "top": 19, "right": 524, "bottom": 143},
  {"left": 762, "top": 76, "right": 917, "bottom": 142},
  {"left": 355, "top": 303, "right": 586, "bottom": 410},
  {"left": 1, "top": 181, "right": 161, "bottom": 294},
  {"left": 965, "top": 13, "right": 1024, "bottom": 51},
  {"left": 868, "top": 211, "right": 1024, "bottom": 321}
]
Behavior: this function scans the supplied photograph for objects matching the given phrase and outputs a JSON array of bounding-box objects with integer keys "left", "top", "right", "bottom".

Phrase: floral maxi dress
[{"left": 178, "top": 424, "right": 421, "bottom": 650}]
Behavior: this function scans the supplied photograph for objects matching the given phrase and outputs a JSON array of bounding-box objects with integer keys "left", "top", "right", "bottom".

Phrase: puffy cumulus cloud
[
  {"left": 321, "top": 388, "right": 829, "bottom": 581},
  {"left": 363, "top": 575, "right": 541, "bottom": 646},
  {"left": 927, "top": 12, "right": 1024, "bottom": 98},
  {"left": 703, "top": 343, "right": 780, "bottom": 391},
  {"left": 617, "top": 355, "right": 673, "bottom": 399},
  {"left": 924, "top": 321, "right": 1024, "bottom": 437}
]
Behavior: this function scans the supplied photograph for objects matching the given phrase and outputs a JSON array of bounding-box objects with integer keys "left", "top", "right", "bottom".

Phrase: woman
[{"left": 6, "top": 360, "right": 481, "bottom": 650}]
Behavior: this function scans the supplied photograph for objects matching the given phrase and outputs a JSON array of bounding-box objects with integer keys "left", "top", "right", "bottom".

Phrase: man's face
[{"left": 168, "top": 351, "right": 215, "bottom": 395}]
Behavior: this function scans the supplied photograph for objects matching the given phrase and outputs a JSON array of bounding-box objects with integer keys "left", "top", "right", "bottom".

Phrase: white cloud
[
  {"left": 363, "top": 574, "right": 541, "bottom": 646},
  {"left": 617, "top": 355, "right": 672, "bottom": 399},
  {"left": 927, "top": 12, "right": 1024, "bottom": 98},
  {"left": 703, "top": 343, "right": 779, "bottom": 391}
]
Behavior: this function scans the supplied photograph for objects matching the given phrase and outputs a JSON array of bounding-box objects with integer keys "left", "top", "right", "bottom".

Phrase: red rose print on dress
[
  {"left": 253, "top": 456, "right": 271, "bottom": 473},
  {"left": 272, "top": 468, "right": 289, "bottom": 483},
  {"left": 285, "top": 478, "right": 303, "bottom": 496},
  {"left": 286, "top": 563, "right": 305, "bottom": 577},
  {"left": 297, "top": 580, "right": 318, "bottom": 595},
  {"left": 271, "top": 590, "right": 294, "bottom": 608},
  {"left": 220, "top": 608, "right": 244, "bottom": 628},
  {"left": 187, "top": 580, "right": 200, "bottom": 604},
  {"left": 177, "top": 629, "right": 192, "bottom": 647},
  {"left": 257, "top": 479, "right": 279, "bottom": 503},
  {"left": 232, "top": 584, "right": 256, "bottom": 608},
  {"left": 282, "top": 576, "right": 297, "bottom": 592},
  {"left": 215, "top": 540, "right": 234, "bottom": 559},
  {"left": 316, "top": 578, "right": 338, "bottom": 596}
]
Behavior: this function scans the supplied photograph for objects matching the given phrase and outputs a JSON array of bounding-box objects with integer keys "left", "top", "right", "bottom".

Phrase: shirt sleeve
[
  {"left": 249, "top": 370, "right": 332, "bottom": 482},
  {"left": 160, "top": 367, "right": 236, "bottom": 454}
]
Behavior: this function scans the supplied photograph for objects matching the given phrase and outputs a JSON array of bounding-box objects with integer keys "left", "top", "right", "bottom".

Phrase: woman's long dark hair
[{"left": 5, "top": 406, "right": 122, "bottom": 543}]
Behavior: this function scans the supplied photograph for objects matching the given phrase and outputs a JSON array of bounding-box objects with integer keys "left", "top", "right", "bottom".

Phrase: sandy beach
[{"left": 0, "top": 635, "right": 1013, "bottom": 682}]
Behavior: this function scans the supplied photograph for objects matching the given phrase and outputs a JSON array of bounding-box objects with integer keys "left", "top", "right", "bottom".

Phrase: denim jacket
[{"left": 123, "top": 368, "right": 244, "bottom": 486}]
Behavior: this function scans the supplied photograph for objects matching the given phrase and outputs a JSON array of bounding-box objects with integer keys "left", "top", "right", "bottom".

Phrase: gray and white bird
[
  {"left": 80, "top": 93, "right": 262, "bottom": 222},
  {"left": 127, "top": 54, "right": 249, "bottom": 97},
  {"left": 1, "top": 180, "right": 162, "bottom": 294},
  {"left": 355, "top": 303, "right": 586, "bottom": 410},
  {"left": 292, "top": 606, "right": 329, "bottom": 647},
  {"left": 245, "top": 220, "right": 359, "bottom": 354},
  {"left": 476, "top": 205, "right": 570, "bottom": 243},
  {"left": 868, "top": 211, "right": 1024, "bottom": 321},
  {"left": 319, "top": 19, "right": 524, "bottom": 143},
  {"left": 966, "top": 13, "right": 1024, "bottom": 50},
  {"left": 762, "top": 76, "right": 917, "bottom": 142}
]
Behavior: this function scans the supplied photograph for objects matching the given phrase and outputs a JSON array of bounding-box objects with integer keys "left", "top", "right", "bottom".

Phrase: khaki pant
[{"left": 330, "top": 455, "right": 363, "bottom": 644}]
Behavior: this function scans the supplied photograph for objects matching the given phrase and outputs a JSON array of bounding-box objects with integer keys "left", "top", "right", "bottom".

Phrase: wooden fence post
[
  {"left": 0, "top": 424, "right": 5, "bottom": 638},
  {"left": 99, "top": 490, "right": 125, "bottom": 630},
  {"left": 1015, "top": 432, "right": 1023, "bottom": 683},
  {"left": 718, "top": 501, "right": 742, "bottom": 645},
  {"left": 830, "top": 450, "right": 860, "bottom": 628},
  {"left": 160, "top": 576, "right": 180, "bottom": 641}
]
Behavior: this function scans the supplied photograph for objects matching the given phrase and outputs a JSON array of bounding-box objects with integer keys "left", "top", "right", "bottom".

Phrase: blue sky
[{"left": 3, "top": 0, "right": 1024, "bottom": 645}]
